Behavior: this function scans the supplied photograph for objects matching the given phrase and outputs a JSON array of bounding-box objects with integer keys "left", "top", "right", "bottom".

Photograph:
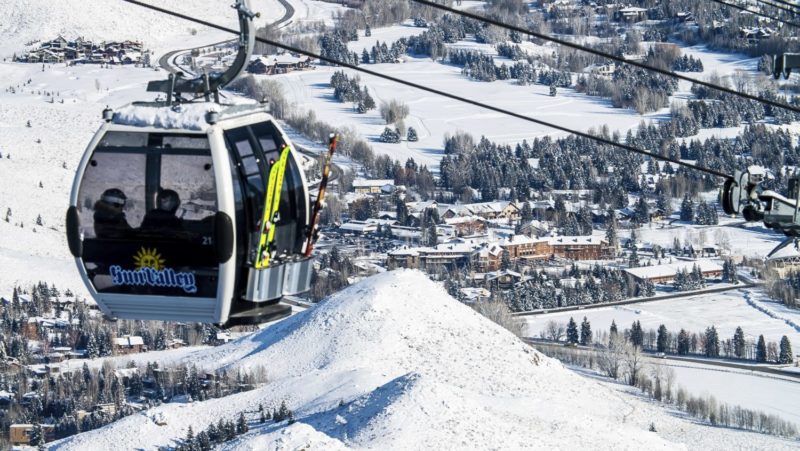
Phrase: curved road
[
  {"left": 157, "top": 0, "right": 296, "bottom": 75},
  {"left": 156, "top": 0, "right": 341, "bottom": 190}
]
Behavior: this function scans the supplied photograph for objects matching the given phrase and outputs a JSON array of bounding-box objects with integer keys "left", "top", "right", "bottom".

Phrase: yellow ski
[{"left": 255, "top": 144, "right": 290, "bottom": 269}]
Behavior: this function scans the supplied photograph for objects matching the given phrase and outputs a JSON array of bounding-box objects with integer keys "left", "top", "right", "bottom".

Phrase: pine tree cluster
[
  {"left": 672, "top": 264, "right": 706, "bottom": 291},
  {"left": 329, "top": 71, "right": 375, "bottom": 113},
  {"left": 361, "top": 40, "right": 407, "bottom": 64},
  {"left": 380, "top": 127, "right": 402, "bottom": 143}
]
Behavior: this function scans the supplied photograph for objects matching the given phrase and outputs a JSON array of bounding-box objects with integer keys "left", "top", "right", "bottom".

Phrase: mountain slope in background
[
  {"left": 0, "top": 0, "right": 287, "bottom": 57},
  {"left": 50, "top": 270, "right": 798, "bottom": 450}
]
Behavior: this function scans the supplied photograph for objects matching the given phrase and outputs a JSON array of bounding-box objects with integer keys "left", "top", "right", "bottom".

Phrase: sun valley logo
[
  {"left": 133, "top": 247, "right": 166, "bottom": 270},
  {"left": 109, "top": 247, "right": 198, "bottom": 294}
]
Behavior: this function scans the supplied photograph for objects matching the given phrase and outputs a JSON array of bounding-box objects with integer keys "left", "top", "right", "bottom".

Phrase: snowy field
[
  {"left": 274, "top": 57, "right": 662, "bottom": 169},
  {"left": 266, "top": 27, "right": 774, "bottom": 171},
  {"left": 660, "top": 360, "right": 800, "bottom": 425},
  {"left": 624, "top": 219, "right": 786, "bottom": 259},
  {"left": 523, "top": 287, "right": 800, "bottom": 345},
  {"left": 50, "top": 271, "right": 800, "bottom": 450}
]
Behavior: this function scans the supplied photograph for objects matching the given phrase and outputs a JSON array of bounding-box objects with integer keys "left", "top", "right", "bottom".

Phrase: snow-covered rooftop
[
  {"left": 111, "top": 102, "right": 266, "bottom": 131},
  {"left": 624, "top": 260, "right": 723, "bottom": 280}
]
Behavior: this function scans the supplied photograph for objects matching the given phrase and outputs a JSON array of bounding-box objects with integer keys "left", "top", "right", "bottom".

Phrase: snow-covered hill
[
  {"left": 0, "top": 0, "right": 291, "bottom": 58},
  {"left": 50, "top": 270, "right": 798, "bottom": 450}
]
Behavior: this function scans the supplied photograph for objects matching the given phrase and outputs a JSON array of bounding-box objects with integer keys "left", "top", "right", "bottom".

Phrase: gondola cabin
[{"left": 66, "top": 103, "right": 313, "bottom": 327}]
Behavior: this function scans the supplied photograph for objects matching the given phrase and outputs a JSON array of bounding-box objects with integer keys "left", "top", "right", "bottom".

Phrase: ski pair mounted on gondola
[
  {"left": 255, "top": 144, "right": 291, "bottom": 269},
  {"left": 66, "top": 1, "right": 317, "bottom": 327}
]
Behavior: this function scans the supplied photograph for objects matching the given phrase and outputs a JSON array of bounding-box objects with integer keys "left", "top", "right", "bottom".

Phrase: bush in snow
[
  {"left": 380, "top": 127, "right": 401, "bottom": 143},
  {"left": 407, "top": 126, "right": 418, "bottom": 142}
]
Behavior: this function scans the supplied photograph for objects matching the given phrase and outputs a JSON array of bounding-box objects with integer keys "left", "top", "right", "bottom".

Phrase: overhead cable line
[
  {"left": 752, "top": 0, "right": 800, "bottom": 15},
  {"left": 763, "top": 0, "right": 800, "bottom": 11},
  {"left": 121, "top": 0, "right": 733, "bottom": 180},
  {"left": 708, "top": 0, "right": 800, "bottom": 27},
  {"left": 410, "top": 0, "right": 800, "bottom": 114}
]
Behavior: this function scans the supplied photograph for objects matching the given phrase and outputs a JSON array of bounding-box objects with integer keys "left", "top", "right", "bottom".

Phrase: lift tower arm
[{"left": 146, "top": 0, "right": 258, "bottom": 104}]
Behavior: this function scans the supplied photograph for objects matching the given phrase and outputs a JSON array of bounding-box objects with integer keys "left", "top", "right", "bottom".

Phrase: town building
[
  {"left": 352, "top": 179, "right": 396, "bottom": 194},
  {"left": 623, "top": 260, "right": 723, "bottom": 284},
  {"left": 247, "top": 53, "right": 312, "bottom": 75},
  {"left": 9, "top": 424, "right": 55, "bottom": 446},
  {"left": 113, "top": 335, "right": 145, "bottom": 355}
]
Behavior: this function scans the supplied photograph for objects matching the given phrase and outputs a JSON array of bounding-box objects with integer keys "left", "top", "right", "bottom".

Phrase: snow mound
[
  {"left": 112, "top": 103, "right": 221, "bottom": 131},
  {"left": 53, "top": 270, "right": 684, "bottom": 450}
]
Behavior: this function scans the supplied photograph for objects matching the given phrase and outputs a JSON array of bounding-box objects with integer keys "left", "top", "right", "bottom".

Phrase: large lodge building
[{"left": 388, "top": 235, "right": 614, "bottom": 272}]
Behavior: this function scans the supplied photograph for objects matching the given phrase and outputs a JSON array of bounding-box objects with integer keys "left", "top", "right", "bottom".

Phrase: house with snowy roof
[
  {"left": 247, "top": 53, "right": 312, "bottom": 75},
  {"left": 614, "top": 6, "right": 647, "bottom": 22},
  {"left": 623, "top": 260, "right": 723, "bottom": 284},
  {"left": 352, "top": 179, "right": 395, "bottom": 194},
  {"left": 113, "top": 335, "right": 145, "bottom": 355}
]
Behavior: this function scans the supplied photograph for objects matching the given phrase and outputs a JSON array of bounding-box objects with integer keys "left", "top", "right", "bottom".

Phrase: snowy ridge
[{"left": 50, "top": 270, "right": 798, "bottom": 450}]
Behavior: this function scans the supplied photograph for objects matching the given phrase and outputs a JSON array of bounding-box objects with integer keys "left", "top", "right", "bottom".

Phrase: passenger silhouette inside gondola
[
  {"left": 94, "top": 188, "right": 132, "bottom": 238},
  {"left": 140, "top": 189, "right": 183, "bottom": 233}
]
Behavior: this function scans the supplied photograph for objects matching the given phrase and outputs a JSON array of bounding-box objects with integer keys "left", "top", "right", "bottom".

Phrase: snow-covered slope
[
  {"left": 50, "top": 270, "right": 797, "bottom": 450},
  {"left": 0, "top": 0, "right": 289, "bottom": 58}
]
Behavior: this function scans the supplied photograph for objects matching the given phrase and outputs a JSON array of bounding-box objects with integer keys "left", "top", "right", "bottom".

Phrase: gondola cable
[
  {"left": 409, "top": 0, "right": 800, "bottom": 114},
  {"left": 751, "top": 0, "right": 800, "bottom": 16},
  {"left": 759, "top": 0, "right": 800, "bottom": 12},
  {"left": 120, "top": 0, "right": 732, "bottom": 181}
]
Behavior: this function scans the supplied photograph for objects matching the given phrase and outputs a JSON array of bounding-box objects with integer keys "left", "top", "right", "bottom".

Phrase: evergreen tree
[
  {"left": 566, "top": 317, "right": 579, "bottom": 344},
  {"left": 362, "top": 89, "right": 375, "bottom": 110},
  {"left": 605, "top": 211, "right": 619, "bottom": 253},
  {"left": 733, "top": 326, "right": 746, "bottom": 359},
  {"left": 361, "top": 48, "right": 370, "bottom": 64},
  {"left": 628, "top": 246, "right": 640, "bottom": 268},
  {"left": 155, "top": 329, "right": 167, "bottom": 351},
  {"left": 679, "top": 195, "right": 694, "bottom": 222},
  {"left": 407, "top": 126, "right": 418, "bottom": 142},
  {"left": 677, "top": 329, "right": 690, "bottom": 355},
  {"left": 633, "top": 197, "right": 650, "bottom": 225},
  {"left": 29, "top": 424, "right": 44, "bottom": 446},
  {"left": 236, "top": 412, "right": 249, "bottom": 434},
  {"left": 630, "top": 320, "right": 644, "bottom": 347},
  {"left": 704, "top": 326, "right": 720, "bottom": 357},
  {"left": 756, "top": 334, "right": 768, "bottom": 362},
  {"left": 643, "top": 279, "right": 655, "bottom": 297},
  {"left": 779, "top": 336, "right": 793, "bottom": 364},
  {"left": 86, "top": 333, "right": 99, "bottom": 359},
  {"left": 427, "top": 223, "right": 438, "bottom": 247},
  {"left": 656, "top": 324, "right": 668, "bottom": 353},
  {"left": 500, "top": 250, "right": 511, "bottom": 270},
  {"left": 610, "top": 320, "right": 618, "bottom": 338},
  {"left": 380, "top": 127, "right": 401, "bottom": 143},
  {"left": 579, "top": 317, "right": 592, "bottom": 345}
]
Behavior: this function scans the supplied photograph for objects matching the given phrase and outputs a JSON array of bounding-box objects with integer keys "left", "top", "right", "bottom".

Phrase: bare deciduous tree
[
  {"left": 543, "top": 320, "right": 565, "bottom": 342},
  {"left": 598, "top": 333, "right": 626, "bottom": 380},
  {"left": 473, "top": 299, "right": 523, "bottom": 337}
]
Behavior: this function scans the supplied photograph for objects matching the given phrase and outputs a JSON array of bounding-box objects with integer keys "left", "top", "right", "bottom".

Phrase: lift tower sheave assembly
[{"left": 146, "top": 0, "right": 259, "bottom": 104}]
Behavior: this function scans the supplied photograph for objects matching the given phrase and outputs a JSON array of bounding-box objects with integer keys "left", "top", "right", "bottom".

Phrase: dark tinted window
[{"left": 77, "top": 131, "right": 218, "bottom": 298}]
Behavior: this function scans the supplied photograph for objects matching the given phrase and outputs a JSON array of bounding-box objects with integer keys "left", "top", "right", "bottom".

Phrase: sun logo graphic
[{"left": 133, "top": 247, "right": 166, "bottom": 270}]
